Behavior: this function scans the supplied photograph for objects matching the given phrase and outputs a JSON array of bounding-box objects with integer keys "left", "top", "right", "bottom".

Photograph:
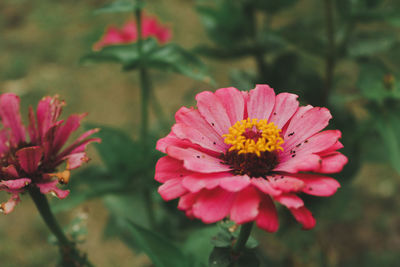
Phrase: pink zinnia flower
[
  {"left": 0, "top": 94, "right": 100, "bottom": 214},
  {"left": 155, "top": 85, "right": 348, "bottom": 231},
  {"left": 93, "top": 14, "right": 172, "bottom": 51}
]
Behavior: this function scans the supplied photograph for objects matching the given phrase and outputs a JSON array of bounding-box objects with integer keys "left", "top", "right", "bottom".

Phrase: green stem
[
  {"left": 244, "top": 2, "right": 268, "bottom": 82},
  {"left": 29, "top": 187, "right": 93, "bottom": 267},
  {"left": 232, "top": 222, "right": 254, "bottom": 254},
  {"left": 135, "top": 5, "right": 156, "bottom": 229},
  {"left": 323, "top": 0, "right": 336, "bottom": 106}
]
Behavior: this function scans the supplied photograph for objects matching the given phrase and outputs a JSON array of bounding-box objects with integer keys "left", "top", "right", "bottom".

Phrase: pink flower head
[
  {"left": 0, "top": 93, "right": 100, "bottom": 214},
  {"left": 155, "top": 85, "right": 348, "bottom": 231},
  {"left": 93, "top": 14, "right": 172, "bottom": 51}
]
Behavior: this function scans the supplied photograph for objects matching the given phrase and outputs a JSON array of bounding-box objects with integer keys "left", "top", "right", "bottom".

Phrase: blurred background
[{"left": 1, "top": 0, "right": 400, "bottom": 266}]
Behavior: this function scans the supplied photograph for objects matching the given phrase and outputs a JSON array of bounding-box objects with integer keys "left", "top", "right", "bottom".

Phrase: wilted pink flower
[
  {"left": 155, "top": 85, "right": 348, "bottom": 231},
  {"left": 93, "top": 14, "right": 172, "bottom": 51},
  {"left": 0, "top": 94, "right": 100, "bottom": 214}
]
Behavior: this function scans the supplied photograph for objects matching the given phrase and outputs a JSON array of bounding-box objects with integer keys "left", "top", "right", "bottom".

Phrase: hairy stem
[
  {"left": 232, "top": 222, "right": 254, "bottom": 255},
  {"left": 135, "top": 6, "right": 156, "bottom": 228},
  {"left": 29, "top": 187, "right": 93, "bottom": 267}
]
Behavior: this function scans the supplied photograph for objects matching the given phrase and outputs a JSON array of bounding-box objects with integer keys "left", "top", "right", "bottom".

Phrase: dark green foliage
[
  {"left": 94, "top": 0, "right": 145, "bottom": 14},
  {"left": 125, "top": 221, "right": 193, "bottom": 267},
  {"left": 81, "top": 38, "right": 214, "bottom": 84}
]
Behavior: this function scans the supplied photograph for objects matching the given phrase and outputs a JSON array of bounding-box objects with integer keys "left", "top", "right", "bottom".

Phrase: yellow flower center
[{"left": 223, "top": 118, "right": 284, "bottom": 156}]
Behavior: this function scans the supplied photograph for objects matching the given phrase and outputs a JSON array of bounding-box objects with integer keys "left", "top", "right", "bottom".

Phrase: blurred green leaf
[
  {"left": 52, "top": 166, "right": 120, "bottom": 212},
  {"left": 348, "top": 32, "right": 396, "bottom": 58},
  {"left": 80, "top": 38, "right": 158, "bottom": 68},
  {"left": 146, "top": 44, "right": 215, "bottom": 84},
  {"left": 375, "top": 114, "right": 400, "bottom": 174},
  {"left": 81, "top": 38, "right": 214, "bottom": 84},
  {"left": 94, "top": 0, "right": 144, "bottom": 14},
  {"left": 253, "top": 0, "right": 298, "bottom": 13},
  {"left": 125, "top": 220, "right": 190, "bottom": 267},
  {"left": 182, "top": 226, "right": 219, "bottom": 266},
  {"left": 357, "top": 62, "right": 400, "bottom": 101},
  {"left": 86, "top": 123, "right": 143, "bottom": 175},
  {"left": 196, "top": 0, "right": 252, "bottom": 47}
]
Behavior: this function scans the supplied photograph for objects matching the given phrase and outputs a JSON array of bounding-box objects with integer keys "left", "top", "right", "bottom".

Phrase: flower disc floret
[{"left": 223, "top": 118, "right": 283, "bottom": 157}]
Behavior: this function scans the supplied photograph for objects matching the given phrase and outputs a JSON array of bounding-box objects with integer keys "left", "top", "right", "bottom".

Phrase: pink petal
[
  {"left": 274, "top": 194, "right": 304, "bottom": 208},
  {"left": 267, "top": 175, "right": 305, "bottom": 193},
  {"left": 2, "top": 165, "right": 19, "bottom": 178},
  {"left": 0, "top": 93, "right": 26, "bottom": 144},
  {"left": 174, "top": 107, "right": 226, "bottom": 150},
  {"left": 172, "top": 123, "right": 224, "bottom": 153},
  {"left": 16, "top": 146, "right": 43, "bottom": 174},
  {"left": 274, "top": 153, "right": 321, "bottom": 173},
  {"left": 195, "top": 91, "right": 232, "bottom": 136},
  {"left": 63, "top": 152, "right": 90, "bottom": 170},
  {"left": 178, "top": 193, "right": 198, "bottom": 211},
  {"left": 28, "top": 106, "right": 38, "bottom": 144},
  {"left": 36, "top": 181, "right": 70, "bottom": 199},
  {"left": 192, "top": 188, "right": 235, "bottom": 223},
  {"left": 121, "top": 21, "right": 137, "bottom": 41},
  {"left": 0, "top": 129, "right": 10, "bottom": 155},
  {"left": 53, "top": 113, "right": 86, "bottom": 154},
  {"left": 0, "top": 194, "right": 20, "bottom": 214},
  {"left": 251, "top": 178, "right": 282, "bottom": 196},
  {"left": 1, "top": 178, "right": 31, "bottom": 190},
  {"left": 166, "top": 146, "right": 231, "bottom": 173},
  {"left": 36, "top": 96, "right": 64, "bottom": 142},
  {"left": 256, "top": 195, "right": 279, "bottom": 232},
  {"left": 268, "top": 92, "right": 299, "bottom": 129},
  {"left": 219, "top": 175, "right": 251, "bottom": 192},
  {"left": 230, "top": 186, "right": 260, "bottom": 224},
  {"left": 156, "top": 132, "right": 192, "bottom": 154},
  {"left": 289, "top": 206, "right": 316, "bottom": 230},
  {"left": 181, "top": 173, "right": 249, "bottom": 193},
  {"left": 155, "top": 156, "right": 192, "bottom": 183},
  {"left": 283, "top": 107, "right": 332, "bottom": 151},
  {"left": 58, "top": 128, "right": 100, "bottom": 158},
  {"left": 93, "top": 26, "right": 127, "bottom": 51},
  {"left": 158, "top": 178, "right": 187, "bottom": 201},
  {"left": 281, "top": 130, "right": 342, "bottom": 160},
  {"left": 319, "top": 141, "right": 344, "bottom": 154},
  {"left": 295, "top": 174, "right": 341, "bottom": 196},
  {"left": 316, "top": 152, "right": 348, "bottom": 173},
  {"left": 182, "top": 173, "right": 226, "bottom": 193},
  {"left": 247, "top": 85, "right": 275, "bottom": 120},
  {"left": 215, "top": 87, "right": 245, "bottom": 125}
]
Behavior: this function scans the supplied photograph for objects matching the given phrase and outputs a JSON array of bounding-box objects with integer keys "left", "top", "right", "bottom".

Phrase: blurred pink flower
[
  {"left": 155, "top": 85, "right": 348, "bottom": 231},
  {"left": 0, "top": 94, "right": 100, "bottom": 214},
  {"left": 93, "top": 14, "right": 172, "bottom": 51}
]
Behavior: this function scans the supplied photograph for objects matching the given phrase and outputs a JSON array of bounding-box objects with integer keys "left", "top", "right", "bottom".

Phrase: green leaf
[
  {"left": 81, "top": 39, "right": 214, "bottom": 84},
  {"left": 52, "top": 166, "right": 120, "bottom": 212},
  {"left": 357, "top": 62, "right": 400, "bottom": 101},
  {"left": 125, "top": 220, "right": 190, "bottom": 267},
  {"left": 147, "top": 44, "right": 215, "bottom": 84},
  {"left": 348, "top": 32, "right": 396, "bottom": 58},
  {"left": 94, "top": 0, "right": 144, "bottom": 14},
  {"left": 196, "top": 0, "right": 253, "bottom": 47},
  {"left": 375, "top": 114, "right": 400, "bottom": 174},
  {"left": 182, "top": 226, "right": 219, "bottom": 266},
  {"left": 86, "top": 123, "right": 143, "bottom": 175},
  {"left": 80, "top": 38, "right": 159, "bottom": 69}
]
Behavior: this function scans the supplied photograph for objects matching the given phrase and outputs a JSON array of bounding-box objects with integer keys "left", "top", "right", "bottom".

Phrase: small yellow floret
[{"left": 223, "top": 118, "right": 284, "bottom": 156}]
